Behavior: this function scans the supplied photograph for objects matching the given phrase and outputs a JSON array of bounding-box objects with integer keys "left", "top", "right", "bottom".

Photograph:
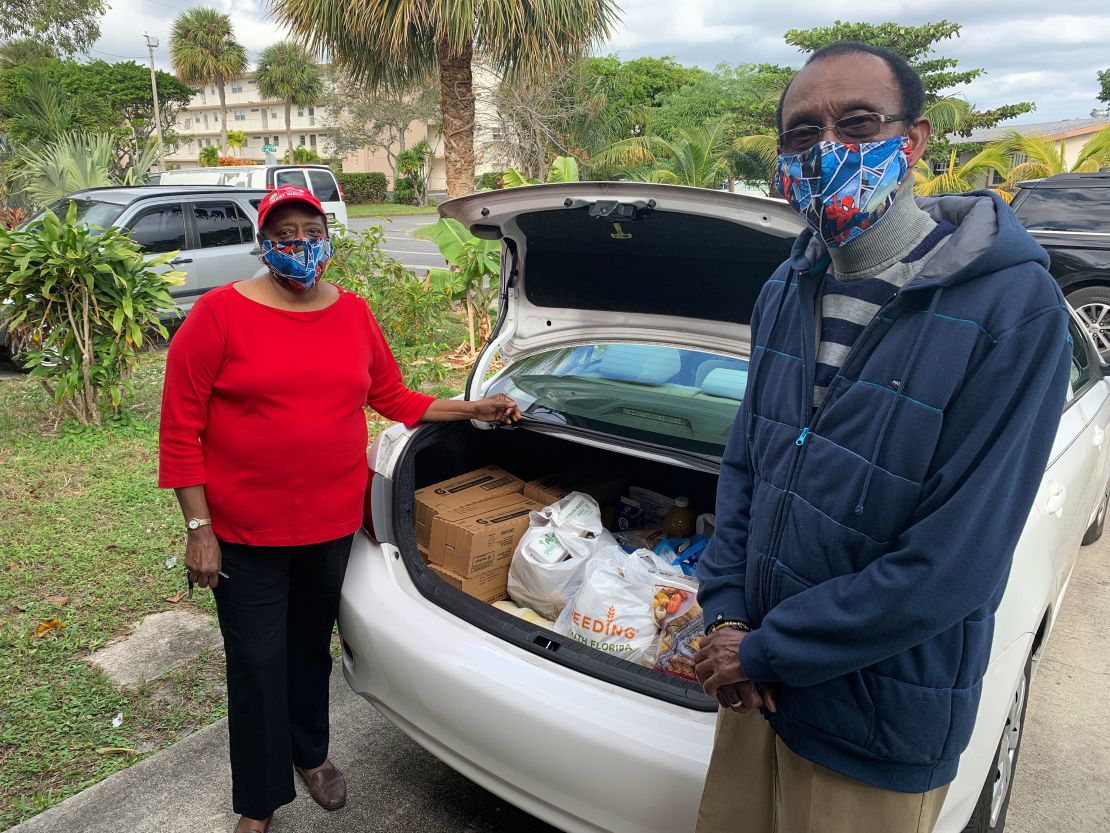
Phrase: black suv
[{"left": 1010, "top": 172, "right": 1110, "bottom": 357}]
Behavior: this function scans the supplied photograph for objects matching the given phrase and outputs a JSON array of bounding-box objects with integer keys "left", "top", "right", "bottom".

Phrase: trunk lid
[{"left": 438, "top": 182, "right": 803, "bottom": 365}]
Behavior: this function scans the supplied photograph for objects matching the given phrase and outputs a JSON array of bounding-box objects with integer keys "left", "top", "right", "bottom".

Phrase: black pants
[{"left": 212, "top": 533, "right": 354, "bottom": 819}]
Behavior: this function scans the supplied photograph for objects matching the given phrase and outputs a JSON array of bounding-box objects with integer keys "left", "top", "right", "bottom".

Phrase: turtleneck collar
[{"left": 827, "top": 179, "right": 936, "bottom": 281}]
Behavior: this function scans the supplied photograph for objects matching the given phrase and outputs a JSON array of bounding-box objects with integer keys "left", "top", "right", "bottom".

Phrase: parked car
[
  {"left": 338, "top": 182, "right": 1110, "bottom": 833},
  {"left": 1010, "top": 171, "right": 1110, "bottom": 358},
  {"left": 154, "top": 164, "right": 348, "bottom": 227},
  {"left": 1, "top": 186, "right": 268, "bottom": 361}
]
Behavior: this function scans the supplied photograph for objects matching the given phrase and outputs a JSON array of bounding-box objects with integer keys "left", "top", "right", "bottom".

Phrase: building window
[
  {"left": 250, "top": 108, "right": 259, "bottom": 113},
  {"left": 931, "top": 158, "right": 948, "bottom": 175},
  {"left": 297, "top": 106, "right": 305, "bottom": 117},
  {"left": 234, "top": 110, "right": 246, "bottom": 121},
  {"left": 271, "top": 108, "right": 278, "bottom": 119},
  {"left": 231, "top": 82, "right": 244, "bottom": 93},
  {"left": 299, "top": 135, "right": 306, "bottom": 146},
  {"left": 309, "top": 134, "right": 317, "bottom": 147}
]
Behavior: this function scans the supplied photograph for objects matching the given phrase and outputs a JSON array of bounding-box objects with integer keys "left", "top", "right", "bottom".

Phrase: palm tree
[
  {"left": 272, "top": 0, "right": 620, "bottom": 199},
  {"left": 255, "top": 41, "right": 321, "bottom": 163},
  {"left": 169, "top": 7, "right": 247, "bottom": 151},
  {"left": 913, "top": 144, "right": 1014, "bottom": 198},
  {"left": 12, "top": 133, "right": 161, "bottom": 207},
  {"left": 593, "top": 118, "right": 735, "bottom": 188},
  {"left": 225, "top": 129, "right": 247, "bottom": 158},
  {"left": 998, "top": 126, "right": 1110, "bottom": 186}
]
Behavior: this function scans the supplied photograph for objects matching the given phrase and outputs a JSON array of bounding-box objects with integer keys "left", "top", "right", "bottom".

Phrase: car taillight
[{"left": 337, "top": 184, "right": 345, "bottom": 202}]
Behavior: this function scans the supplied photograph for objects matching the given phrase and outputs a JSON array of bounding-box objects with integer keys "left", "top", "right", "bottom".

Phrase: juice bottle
[{"left": 664, "top": 497, "right": 696, "bottom": 539}]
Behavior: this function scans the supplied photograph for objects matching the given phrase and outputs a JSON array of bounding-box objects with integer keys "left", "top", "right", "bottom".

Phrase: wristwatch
[{"left": 186, "top": 517, "right": 212, "bottom": 532}]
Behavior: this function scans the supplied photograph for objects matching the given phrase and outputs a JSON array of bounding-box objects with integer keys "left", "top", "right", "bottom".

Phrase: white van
[{"left": 154, "top": 165, "right": 348, "bottom": 227}]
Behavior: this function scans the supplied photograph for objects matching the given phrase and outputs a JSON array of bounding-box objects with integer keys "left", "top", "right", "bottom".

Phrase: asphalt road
[
  {"left": 8, "top": 534, "right": 1109, "bottom": 833},
  {"left": 347, "top": 214, "right": 446, "bottom": 275}
]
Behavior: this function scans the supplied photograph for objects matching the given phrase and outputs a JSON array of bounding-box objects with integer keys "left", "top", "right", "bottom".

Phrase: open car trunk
[{"left": 391, "top": 420, "right": 719, "bottom": 711}]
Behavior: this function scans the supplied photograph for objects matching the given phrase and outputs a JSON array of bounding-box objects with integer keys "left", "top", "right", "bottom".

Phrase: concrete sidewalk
[
  {"left": 6, "top": 673, "right": 556, "bottom": 833},
  {"left": 8, "top": 539, "right": 1109, "bottom": 833}
]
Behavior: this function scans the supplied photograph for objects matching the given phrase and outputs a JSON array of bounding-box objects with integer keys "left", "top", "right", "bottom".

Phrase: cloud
[{"left": 86, "top": 0, "right": 1110, "bottom": 121}]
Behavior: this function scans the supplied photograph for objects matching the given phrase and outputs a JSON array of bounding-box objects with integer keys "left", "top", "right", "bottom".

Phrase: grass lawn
[
  {"left": 411, "top": 224, "right": 439, "bottom": 242},
  {"left": 0, "top": 323, "right": 470, "bottom": 826},
  {"left": 347, "top": 202, "right": 439, "bottom": 217}
]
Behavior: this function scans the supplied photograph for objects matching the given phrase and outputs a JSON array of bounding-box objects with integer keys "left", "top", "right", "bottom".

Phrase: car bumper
[{"left": 338, "top": 531, "right": 715, "bottom": 833}]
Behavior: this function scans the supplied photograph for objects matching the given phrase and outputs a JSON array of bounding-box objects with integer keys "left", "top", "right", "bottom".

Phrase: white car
[
  {"left": 338, "top": 183, "right": 1110, "bottom": 833},
  {"left": 154, "top": 164, "right": 348, "bottom": 227}
]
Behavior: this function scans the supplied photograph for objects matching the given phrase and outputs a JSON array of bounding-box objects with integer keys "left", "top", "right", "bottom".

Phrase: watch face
[{"left": 188, "top": 519, "right": 199, "bottom": 530}]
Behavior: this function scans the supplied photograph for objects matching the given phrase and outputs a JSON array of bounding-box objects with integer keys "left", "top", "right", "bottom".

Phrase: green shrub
[
  {"left": 337, "top": 172, "right": 388, "bottom": 204},
  {"left": 0, "top": 202, "right": 184, "bottom": 425},
  {"left": 392, "top": 178, "right": 418, "bottom": 205},
  {"left": 475, "top": 171, "right": 505, "bottom": 191},
  {"left": 326, "top": 223, "right": 451, "bottom": 387},
  {"left": 198, "top": 146, "right": 219, "bottom": 167}
]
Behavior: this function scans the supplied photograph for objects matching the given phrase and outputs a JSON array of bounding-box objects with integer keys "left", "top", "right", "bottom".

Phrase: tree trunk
[
  {"left": 217, "top": 76, "right": 228, "bottom": 151},
  {"left": 437, "top": 37, "right": 475, "bottom": 199},
  {"left": 285, "top": 99, "right": 293, "bottom": 160}
]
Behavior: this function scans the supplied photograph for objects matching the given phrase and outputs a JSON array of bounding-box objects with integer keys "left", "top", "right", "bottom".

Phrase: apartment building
[
  {"left": 164, "top": 65, "right": 510, "bottom": 192},
  {"left": 163, "top": 70, "right": 450, "bottom": 190}
]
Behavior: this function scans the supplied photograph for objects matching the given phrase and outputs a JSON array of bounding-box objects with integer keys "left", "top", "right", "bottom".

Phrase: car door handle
[
  {"left": 169, "top": 257, "right": 193, "bottom": 265},
  {"left": 1094, "top": 426, "right": 1105, "bottom": 448},
  {"left": 1044, "top": 481, "right": 1067, "bottom": 518}
]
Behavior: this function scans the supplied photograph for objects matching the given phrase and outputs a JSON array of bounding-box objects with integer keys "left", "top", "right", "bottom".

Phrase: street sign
[{"left": 261, "top": 144, "right": 278, "bottom": 153}]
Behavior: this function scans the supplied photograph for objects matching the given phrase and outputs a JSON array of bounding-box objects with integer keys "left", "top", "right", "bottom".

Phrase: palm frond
[{"left": 169, "top": 8, "right": 248, "bottom": 86}]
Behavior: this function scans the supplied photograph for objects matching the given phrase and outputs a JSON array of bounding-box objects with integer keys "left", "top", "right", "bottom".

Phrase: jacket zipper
[{"left": 756, "top": 273, "right": 909, "bottom": 620}]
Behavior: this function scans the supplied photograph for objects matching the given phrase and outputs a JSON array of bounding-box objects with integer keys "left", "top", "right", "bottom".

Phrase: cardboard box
[
  {"left": 414, "top": 466, "right": 523, "bottom": 549},
  {"left": 435, "top": 496, "right": 542, "bottom": 577},
  {"left": 522, "top": 470, "right": 628, "bottom": 508},
  {"left": 427, "top": 492, "right": 535, "bottom": 567},
  {"left": 429, "top": 562, "right": 511, "bottom": 604}
]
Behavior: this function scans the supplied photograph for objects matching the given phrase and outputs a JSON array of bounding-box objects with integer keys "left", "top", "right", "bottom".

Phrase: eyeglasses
[{"left": 778, "top": 113, "right": 908, "bottom": 154}]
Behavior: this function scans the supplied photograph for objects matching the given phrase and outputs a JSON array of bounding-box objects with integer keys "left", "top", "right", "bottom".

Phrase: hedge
[
  {"left": 476, "top": 171, "right": 505, "bottom": 190},
  {"left": 337, "top": 172, "right": 388, "bottom": 204}
]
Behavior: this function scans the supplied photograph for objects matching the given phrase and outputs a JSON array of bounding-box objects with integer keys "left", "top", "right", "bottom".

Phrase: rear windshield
[
  {"left": 25, "top": 199, "right": 126, "bottom": 230},
  {"left": 487, "top": 343, "right": 748, "bottom": 457},
  {"left": 1013, "top": 187, "right": 1110, "bottom": 232}
]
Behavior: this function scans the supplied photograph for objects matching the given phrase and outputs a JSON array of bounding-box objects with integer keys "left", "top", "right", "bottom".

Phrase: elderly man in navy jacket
[{"left": 694, "top": 41, "right": 1071, "bottom": 833}]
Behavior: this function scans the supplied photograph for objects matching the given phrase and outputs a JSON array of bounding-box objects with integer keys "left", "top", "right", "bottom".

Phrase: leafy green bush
[
  {"left": 427, "top": 218, "right": 500, "bottom": 355},
  {"left": 392, "top": 179, "right": 418, "bottom": 205},
  {"left": 475, "top": 171, "right": 505, "bottom": 191},
  {"left": 0, "top": 203, "right": 184, "bottom": 425},
  {"left": 337, "top": 172, "right": 387, "bottom": 204},
  {"left": 198, "top": 146, "right": 219, "bottom": 167},
  {"left": 326, "top": 223, "right": 452, "bottom": 387}
]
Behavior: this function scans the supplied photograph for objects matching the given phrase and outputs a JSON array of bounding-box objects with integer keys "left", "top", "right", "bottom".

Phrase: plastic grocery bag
[
  {"left": 508, "top": 492, "right": 616, "bottom": 619},
  {"left": 554, "top": 546, "right": 661, "bottom": 666},
  {"left": 651, "top": 575, "right": 704, "bottom": 681}
]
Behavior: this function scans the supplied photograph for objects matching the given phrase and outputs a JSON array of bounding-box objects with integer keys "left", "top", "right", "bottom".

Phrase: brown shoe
[
  {"left": 296, "top": 760, "right": 347, "bottom": 811},
  {"left": 233, "top": 816, "right": 271, "bottom": 833}
]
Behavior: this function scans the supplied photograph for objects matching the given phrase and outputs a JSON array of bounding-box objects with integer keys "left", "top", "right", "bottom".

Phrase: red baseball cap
[{"left": 256, "top": 185, "right": 327, "bottom": 233}]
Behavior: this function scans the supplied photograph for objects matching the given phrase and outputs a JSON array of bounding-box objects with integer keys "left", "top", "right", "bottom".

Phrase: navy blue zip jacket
[{"left": 697, "top": 192, "right": 1072, "bottom": 792}]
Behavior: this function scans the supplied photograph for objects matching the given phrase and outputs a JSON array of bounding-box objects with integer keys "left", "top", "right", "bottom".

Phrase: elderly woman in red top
[{"left": 159, "top": 186, "right": 519, "bottom": 833}]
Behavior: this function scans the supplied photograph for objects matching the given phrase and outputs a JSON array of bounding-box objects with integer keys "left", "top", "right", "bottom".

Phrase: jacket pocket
[
  {"left": 777, "top": 671, "right": 876, "bottom": 750},
  {"left": 862, "top": 670, "right": 953, "bottom": 764}
]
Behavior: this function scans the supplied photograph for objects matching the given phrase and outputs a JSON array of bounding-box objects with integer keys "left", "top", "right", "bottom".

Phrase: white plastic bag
[
  {"left": 507, "top": 492, "right": 616, "bottom": 619},
  {"left": 555, "top": 546, "right": 661, "bottom": 666}
]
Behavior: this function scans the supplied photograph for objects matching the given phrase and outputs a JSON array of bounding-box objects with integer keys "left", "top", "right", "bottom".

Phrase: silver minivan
[
  {"left": 153, "top": 164, "right": 348, "bottom": 227},
  {"left": 2, "top": 186, "right": 269, "bottom": 359}
]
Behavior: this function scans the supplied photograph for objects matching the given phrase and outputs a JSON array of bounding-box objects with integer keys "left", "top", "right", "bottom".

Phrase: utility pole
[{"left": 144, "top": 33, "right": 164, "bottom": 171}]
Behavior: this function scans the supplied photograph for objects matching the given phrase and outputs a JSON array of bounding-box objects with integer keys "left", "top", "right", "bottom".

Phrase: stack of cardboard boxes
[{"left": 415, "top": 465, "right": 629, "bottom": 604}]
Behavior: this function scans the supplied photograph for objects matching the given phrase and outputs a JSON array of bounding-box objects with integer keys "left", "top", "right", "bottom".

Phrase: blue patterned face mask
[
  {"left": 775, "top": 136, "right": 912, "bottom": 248},
  {"left": 259, "top": 237, "right": 333, "bottom": 291}
]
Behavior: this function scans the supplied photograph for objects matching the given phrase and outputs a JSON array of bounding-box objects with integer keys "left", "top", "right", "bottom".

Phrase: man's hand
[
  {"left": 695, "top": 629, "right": 751, "bottom": 697},
  {"left": 186, "top": 527, "right": 222, "bottom": 589}
]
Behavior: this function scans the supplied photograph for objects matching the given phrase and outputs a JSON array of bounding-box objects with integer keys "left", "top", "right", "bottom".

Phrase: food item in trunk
[
  {"left": 653, "top": 535, "right": 709, "bottom": 576},
  {"left": 663, "top": 496, "right": 696, "bottom": 538},
  {"left": 429, "top": 562, "right": 511, "bottom": 604},
  {"left": 414, "top": 466, "right": 524, "bottom": 549},
  {"left": 614, "top": 526, "right": 666, "bottom": 554},
  {"left": 492, "top": 599, "right": 556, "bottom": 630},
  {"left": 523, "top": 470, "right": 628, "bottom": 509},
  {"left": 508, "top": 492, "right": 617, "bottom": 619},
  {"left": 651, "top": 575, "right": 704, "bottom": 681},
  {"left": 615, "top": 497, "right": 644, "bottom": 531},
  {"left": 628, "top": 486, "right": 676, "bottom": 525},
  {"left": 696, "top": 513, "right": 716, "bottom": 538},
  {"left": 428, "top": 492, "right": 537, "bottom": 567},
  {"left": 555, "top": 546, "right": 660, "bottom": 665},
  {"left": 434, "top": 496, "right": 543, "bottom": 577}
]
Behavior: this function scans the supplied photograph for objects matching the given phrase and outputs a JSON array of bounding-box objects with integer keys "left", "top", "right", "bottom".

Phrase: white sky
[{"left": 86, "top": 0, "right": 1110, "bottom": 123}]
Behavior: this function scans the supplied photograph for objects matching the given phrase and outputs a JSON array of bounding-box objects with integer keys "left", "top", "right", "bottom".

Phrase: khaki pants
[{"left": 696, "top": 708, "right": 949, "bottom": 833}]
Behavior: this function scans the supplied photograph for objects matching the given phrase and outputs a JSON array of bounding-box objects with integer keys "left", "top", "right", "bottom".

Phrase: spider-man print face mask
[
  {"left": 259, "top": 237, "right": 333, "bottom": 291},
  {"left": 775, "top": 136, "right": 912, "bottom": 249}
]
